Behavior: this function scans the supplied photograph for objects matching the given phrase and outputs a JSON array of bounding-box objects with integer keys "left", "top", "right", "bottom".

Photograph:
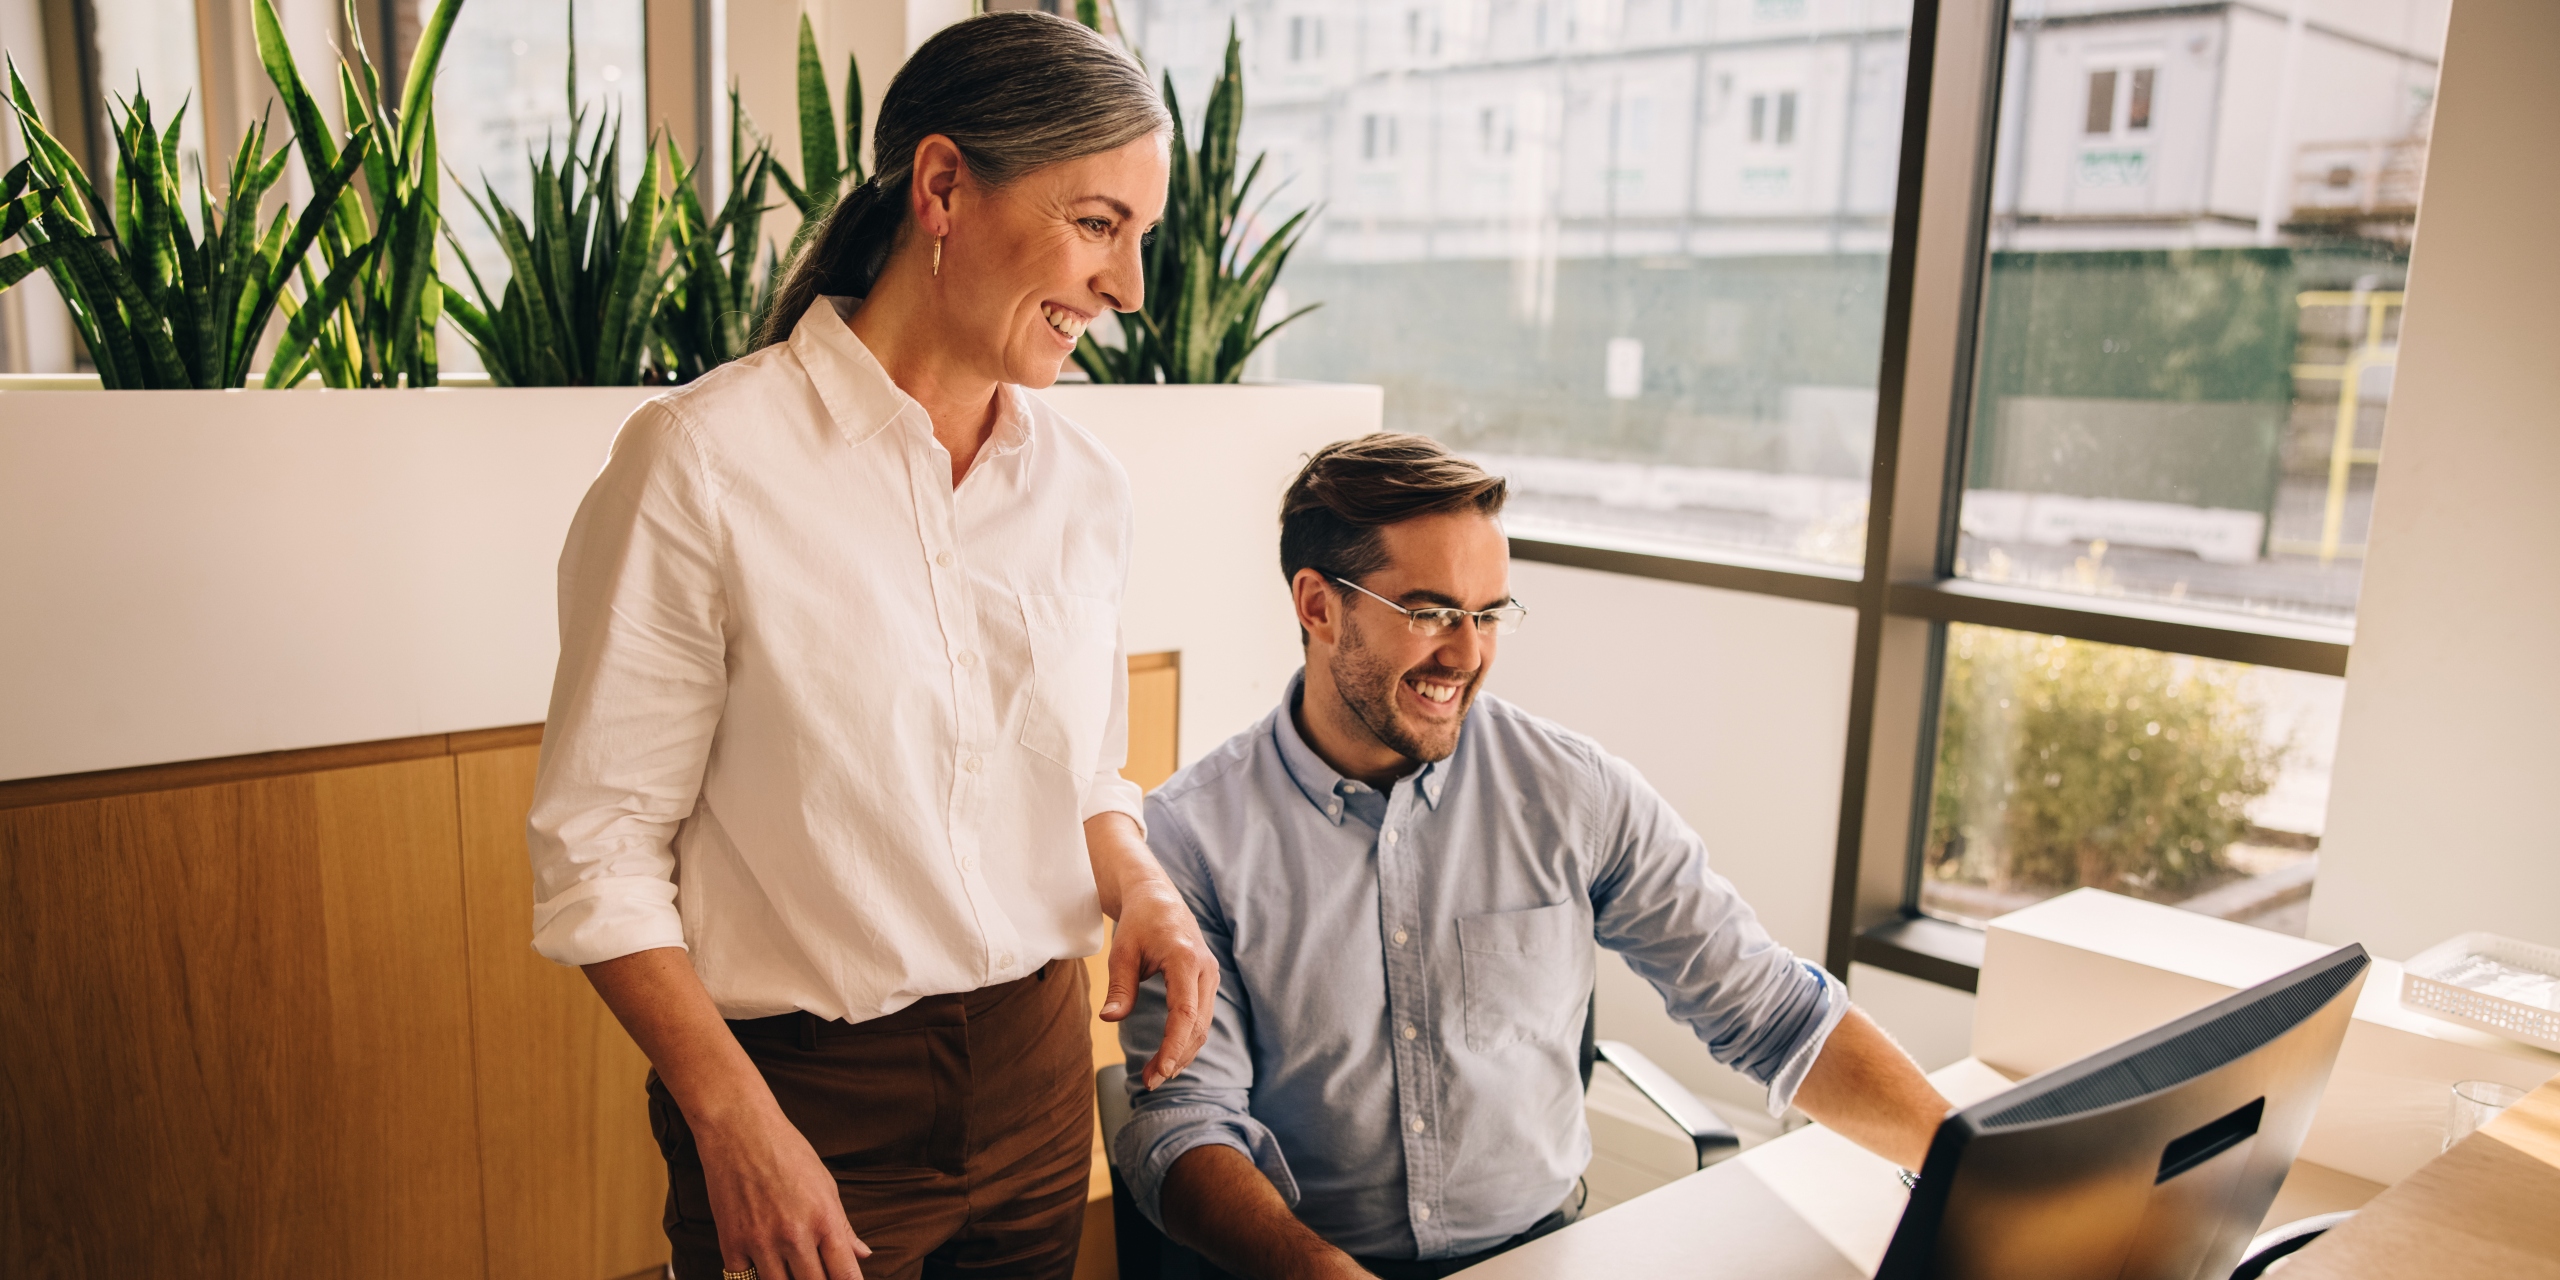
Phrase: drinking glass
[{"left": 2443, "top": 1079, "right": 2527, "bottom": 1150}]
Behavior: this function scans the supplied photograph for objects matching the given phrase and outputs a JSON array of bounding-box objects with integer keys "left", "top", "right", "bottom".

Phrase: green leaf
[
  {"left": 596, "top": 136, "right": 667, "bottom": 384},
  {"left": 230, "top": 122, "right": 372, "bottom": 385},
  {"left": 842, "top": 50, "right": 864, "bottom": 186},
  {"left": 0, "top": 237, "right": 71, "bottom": 290},
  {"left": 266, "top": 244, "right": 371, "bottom": 386},
  {"left": 394, "top": 0, "right": 466, "bottom": 163},
  {"left": 796, "top": 14, "right": 840, "bottom": 208}
]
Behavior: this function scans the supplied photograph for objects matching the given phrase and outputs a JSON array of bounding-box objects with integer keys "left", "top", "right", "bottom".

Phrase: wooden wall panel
[
  {"left": 1126, "top": 652, "right": 1182, "bottom": 793},
  {"left": 456, "top": 743, "right": 666, "bottom": 1280},
  {"left": 0, "top": 778, "right": 339, "bottom": 1273},
  {"left": 0, "top": 760, "right": 486, "bottom": 1279},
  {"left": 310, "top": 759, "right": 489, "bottom": 1280}
]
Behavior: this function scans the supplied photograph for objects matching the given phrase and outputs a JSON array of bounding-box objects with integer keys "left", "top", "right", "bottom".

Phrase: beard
[{"left": 1327, "top": 605, "right": 1478, "bottom": 767}]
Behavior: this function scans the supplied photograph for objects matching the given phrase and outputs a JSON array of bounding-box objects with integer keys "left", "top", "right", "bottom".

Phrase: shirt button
[
  {"left": 996, "top": 951, "right": 1014, "bottom": 967},
  {"left": 1401, "top": 1024, "right": 1418, "bottom": 1040},
  {"left": 1384, "top": 830, "right": 1400, "bottom": 846},
  {"left": 963, "top": 755, "right": 983, "bottom": 773},
  {"left": 935, "top": 551, "right": 953, "bottom": 567},
  {"left": 1410, "top": 1117, "right": 1427, "bottom": 1133},
  {"left": 1416, "top": 1206, "right": 1432, "bottom": 1221},
  {"left": 960, "top": 855, "right": 977, "bottom": 871},
  {"left": 1392, "top": 928, "right": 1409, "bottom": 946},
  {"left": 956, "top": 650, "right": 977, "bottom": 667}
]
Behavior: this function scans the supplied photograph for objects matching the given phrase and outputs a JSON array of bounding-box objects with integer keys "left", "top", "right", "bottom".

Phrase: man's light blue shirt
[{"left": 1114, "top": 674, "right": 1849, "bottom": 1261}]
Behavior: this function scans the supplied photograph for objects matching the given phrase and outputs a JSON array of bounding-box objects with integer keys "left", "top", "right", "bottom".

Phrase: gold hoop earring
[{"left": 933, "top": 236, "right": 943, "bottom": 277}]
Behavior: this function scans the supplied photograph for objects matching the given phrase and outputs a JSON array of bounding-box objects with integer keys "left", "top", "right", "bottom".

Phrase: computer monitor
[{"left": 1875, "top": 942, "right": 2369, "bottom": 1280}]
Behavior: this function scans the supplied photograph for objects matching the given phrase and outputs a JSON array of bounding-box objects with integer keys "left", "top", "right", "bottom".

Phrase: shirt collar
[
  {"left": 1271, "top": 670, "right": 1449, "bottom": 825},
  {"left": 787, "top": 296, "right": 1036, "bottom": 461}
]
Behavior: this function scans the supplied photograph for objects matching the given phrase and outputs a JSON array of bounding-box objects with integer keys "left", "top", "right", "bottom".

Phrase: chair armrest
[
  {"left": 1594, "top": 1039, "right": 1743, "bottom": 1170},
  {"left": 1097, "top": 1062, "right": 1133, "bottom": 1167}
]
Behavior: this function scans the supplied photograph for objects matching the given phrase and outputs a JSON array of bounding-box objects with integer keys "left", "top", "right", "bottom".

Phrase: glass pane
[
  {"left": 437, "top": 0, "right": 649, "bottom": 356},
  {"left": 1121, "top": 0, "right": 1912, "bottom": 571},
  {"left": 1920, "top": 624, "right": 2343, "bottom": 935},
  {"left": 1958, "top": 2, "right": 2450, "bottom": 627}
]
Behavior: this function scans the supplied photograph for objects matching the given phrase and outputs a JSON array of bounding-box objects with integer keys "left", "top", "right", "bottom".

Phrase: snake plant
[
  {"left": 252, "top": 0, "right": 463, "bottom": 388},
  {"left": 769, "top": 14, "right": 864, "bottom": 221},
  {"left": 654, "top": 90, "right": 779, "bottom": 382},
  {"left": 440, "top": 33, "right": 677, "bottom": 391},
  {"left": 1073, "top": 26, "right": 1318, "bottom": 385},
  {"left": 1, "top": 59, "right": 371, "bottom": 388}
]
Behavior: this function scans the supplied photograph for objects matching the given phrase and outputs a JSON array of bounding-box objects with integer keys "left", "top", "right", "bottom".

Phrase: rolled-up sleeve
[
  {"left": 1111, "top": 800, "right": 1298, "bottom": 1226},
  {"left": 1586, "top": 746, "right": 1850, "bottom": 1116},
  {"left": 524, "top": 399, "right": 729, "bottom": 966}
]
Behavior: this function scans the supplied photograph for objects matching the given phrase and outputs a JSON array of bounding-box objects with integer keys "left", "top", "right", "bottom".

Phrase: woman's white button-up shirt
[{"left": 526, "top": 298, "right": 1145, "bottom": 1023}]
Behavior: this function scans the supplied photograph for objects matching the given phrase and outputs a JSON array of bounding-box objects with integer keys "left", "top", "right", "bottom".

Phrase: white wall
[
  {"left": 0, "top": 383, "right": 1374, "bottom": 784},
  {"left": 2309, "top": 0, "right": 2560, "bottom": 960},
  {"left": 1489, "top": 561, "right": 1861, "bottom": 1112}
]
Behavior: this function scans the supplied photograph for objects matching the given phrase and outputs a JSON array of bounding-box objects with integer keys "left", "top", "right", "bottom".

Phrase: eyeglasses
[{"left": 1327, "top": 574, "right": 1529, "bottom": 637}]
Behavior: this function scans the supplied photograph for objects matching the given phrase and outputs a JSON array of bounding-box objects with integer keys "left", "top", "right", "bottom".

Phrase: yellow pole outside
[{"left": 2299, "top": 291, "right": 2401, "bottom": 565}]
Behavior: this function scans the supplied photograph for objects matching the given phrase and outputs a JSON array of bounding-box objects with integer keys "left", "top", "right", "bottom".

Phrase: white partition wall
[
  {"left": 2311, "top": 0, "right": 2560, "bottom": 960},
  {"left": 0, "top": 383, "right": 1377, "bottom": 783}
]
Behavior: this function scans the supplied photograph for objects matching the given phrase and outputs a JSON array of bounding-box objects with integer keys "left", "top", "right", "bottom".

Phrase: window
[
  {"left": 1921, "top": 626, "right": 2342, "bottom": 936},
  {"left": 1361, "top": 113, "right": 1398, "bottom": 161},
  {"left": 1964, "top": 11, "right": 2446, "bottom": 629},
  {"left": 1122, "top": 4, "right": 1914, "bottom": 571},
  {"left": 2084, "top": 66, "right": 2157, "bottom": 136},
  {"left": 1290, "top": 15, "right": 1323, "bottom": 62},
  {"left": 2084, "top": 69, "right": 2117, "bottom": 134}
]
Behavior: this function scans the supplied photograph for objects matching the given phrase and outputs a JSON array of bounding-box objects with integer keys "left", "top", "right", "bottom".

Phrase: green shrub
[{"left": 1927, "top": 625, "right": 2282, "bottom": 897}]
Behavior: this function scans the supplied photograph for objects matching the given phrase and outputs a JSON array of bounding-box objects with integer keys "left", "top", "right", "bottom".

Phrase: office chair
[{"left": 1097, "top": 994, "right": 1741, "bottom": 1280}]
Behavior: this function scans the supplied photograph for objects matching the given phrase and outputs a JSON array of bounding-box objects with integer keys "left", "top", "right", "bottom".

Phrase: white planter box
[{"left": 0, "top": 381, "right": 1378, "bottom": 782}]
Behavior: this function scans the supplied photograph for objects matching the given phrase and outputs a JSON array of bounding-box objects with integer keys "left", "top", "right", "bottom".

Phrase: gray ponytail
[{"left": 754, "top": 11, "right": 1168, "bottom": 350}]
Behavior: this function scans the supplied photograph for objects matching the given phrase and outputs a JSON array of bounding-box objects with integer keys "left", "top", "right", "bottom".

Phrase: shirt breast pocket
[
  {"left": 1018, "top": 592, "right": 1117, "bottom": 781},
  {"left": 1456, "top": 901, "right": 1589, "bottom": 1053}
]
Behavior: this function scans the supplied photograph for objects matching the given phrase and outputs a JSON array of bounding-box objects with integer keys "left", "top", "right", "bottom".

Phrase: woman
[{"left": 524, "top": 14, "right": 1217, "bottom": 1280}]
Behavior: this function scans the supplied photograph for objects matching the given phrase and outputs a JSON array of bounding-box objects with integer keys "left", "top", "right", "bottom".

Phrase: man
[{"left": 1113, "top": 434, "right": 1951, "bottom": 1280}]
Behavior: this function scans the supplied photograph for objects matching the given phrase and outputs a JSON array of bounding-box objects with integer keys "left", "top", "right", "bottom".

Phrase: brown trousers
[{"left": 649, "top": 959, "right": 1095, "bottom": 1280}]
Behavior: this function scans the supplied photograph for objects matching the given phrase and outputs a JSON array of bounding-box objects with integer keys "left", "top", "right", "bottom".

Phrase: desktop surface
[{"left": 1452, "top": 1059, "right": 2388, "bottom": 1279}]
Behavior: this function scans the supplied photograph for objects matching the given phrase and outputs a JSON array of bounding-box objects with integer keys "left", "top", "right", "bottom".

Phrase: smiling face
[
  {"left": 1295, "top": 511, "right": 1513, "bottom": 780},
  {"left": 932, "top": 132, "right": 1169, "bottom": 388}
]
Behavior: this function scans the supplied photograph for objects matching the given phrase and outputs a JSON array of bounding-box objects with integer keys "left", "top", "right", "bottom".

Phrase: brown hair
[
  {"left": 1279, "top": 434, "right": 1509, "bottom": 591},
  {"left": 754, "top": 11, "right": 1168, "bottom": 349}
]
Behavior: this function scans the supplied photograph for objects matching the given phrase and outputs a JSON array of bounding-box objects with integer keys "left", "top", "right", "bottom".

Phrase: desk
[
  {"left": 2281, "top": 1075, "right": 2560, "bottom": 1278},
  {"left": 1456, "top": 889, "right": 2560, "bottom": 1278},
  {"left": 1461, "top": 1058, "right": 2390, "bottom": 1278}
]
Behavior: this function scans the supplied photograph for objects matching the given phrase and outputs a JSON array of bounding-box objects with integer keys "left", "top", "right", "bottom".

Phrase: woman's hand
[
  {"left": 694, "top": 1102, "right": 874, "bottom": 1280},
  {"left": 1085, "top": 813, "right": 1220, "bottom": 1089},
  {"left": 583, "top": 949, "right": 873, "bottom": 1279}
]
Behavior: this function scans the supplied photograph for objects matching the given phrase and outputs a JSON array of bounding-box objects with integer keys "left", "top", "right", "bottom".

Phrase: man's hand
[
  {"left": 1086, "top": 813, "right": 1218, "bottom": 1089},
  {"left": 694, "top": 1103, "right": 873, "bottom": 1280}
]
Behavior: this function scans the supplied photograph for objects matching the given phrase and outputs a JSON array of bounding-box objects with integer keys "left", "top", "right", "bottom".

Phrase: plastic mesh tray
[{"left": 2399, "top": 931, "right": 2560, "bottom": 1053}]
